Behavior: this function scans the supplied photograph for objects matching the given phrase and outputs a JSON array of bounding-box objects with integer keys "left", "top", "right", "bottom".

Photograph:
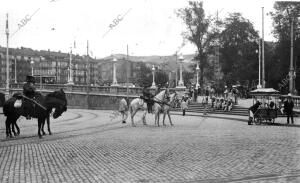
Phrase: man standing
[
  {"left": 142, "top": 86, "right": 154, "bottom": 113},
  {"left": 23, "top": 75, "right": 36, "bottom": 119},
  {"left": 284, "top": 93, "right": 294, "bottom": 124},
  {"left": 119, "top": 98, "right": 128, "bottom": 124}
]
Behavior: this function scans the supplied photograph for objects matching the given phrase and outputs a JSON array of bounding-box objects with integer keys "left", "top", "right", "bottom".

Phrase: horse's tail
[
  {"left": 129, "top": 103, "right": 133, "bottom": 116},
  {"left": 3, "top": 98, "right": 14, "bottom": 116}
]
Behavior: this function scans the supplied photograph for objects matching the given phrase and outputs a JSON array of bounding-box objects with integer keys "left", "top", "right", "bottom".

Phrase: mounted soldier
[
  {"left": 23, "top": 75, "right": 36, "bottom": 119},
  {"left": 141, "top": 86, "right": 154, "bottom": 113}
]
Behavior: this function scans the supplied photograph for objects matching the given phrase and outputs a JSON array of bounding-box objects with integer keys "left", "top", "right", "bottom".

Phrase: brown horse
[{"left": 3, "top": 89, "right": 67, "bottom": 138}]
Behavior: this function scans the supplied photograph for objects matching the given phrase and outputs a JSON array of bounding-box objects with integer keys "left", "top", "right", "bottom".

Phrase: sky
[{"left": 0, "top": 0, "right": 279, "bottom": 58}]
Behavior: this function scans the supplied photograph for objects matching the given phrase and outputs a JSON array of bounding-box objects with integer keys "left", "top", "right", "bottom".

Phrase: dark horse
[{"left": 3, "top": 89, "right": 67, "bottom": 138}]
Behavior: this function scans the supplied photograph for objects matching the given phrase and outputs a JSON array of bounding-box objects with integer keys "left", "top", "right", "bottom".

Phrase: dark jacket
[
  {"left": 23, "top": 82, "right": 36, "bottom": 98},
  {"left": 284, "top": 100, "right": 294, "bottom": 114},
  {"left": 249, "top": 102, "right": 261, "bottom": 113}
]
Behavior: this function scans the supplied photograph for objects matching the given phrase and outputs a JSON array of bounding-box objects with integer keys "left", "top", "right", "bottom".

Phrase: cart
[{"left": 248, "top": 88, "right": 280, "bottom": 125}]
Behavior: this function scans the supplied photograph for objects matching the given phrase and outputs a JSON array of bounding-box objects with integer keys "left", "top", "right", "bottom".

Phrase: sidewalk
[{"left": 171, "top": 110, "right": 300, "bottom": 126}]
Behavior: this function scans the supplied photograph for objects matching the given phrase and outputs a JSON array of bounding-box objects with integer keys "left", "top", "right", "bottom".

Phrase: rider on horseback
[
  {"left": 23, "top": 75, "right": 36, "bottom": 119},
  {"left": 142, "top": 86, "right": 154, "bottom": 113}
]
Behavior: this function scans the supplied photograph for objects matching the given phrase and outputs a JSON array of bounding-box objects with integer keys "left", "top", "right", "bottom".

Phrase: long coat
[
  {"left": 23, "top": 82, "right": 36, "bottom": 98},
  {"left": 284, "top": 100, "right": 294, "bottom": 114}
]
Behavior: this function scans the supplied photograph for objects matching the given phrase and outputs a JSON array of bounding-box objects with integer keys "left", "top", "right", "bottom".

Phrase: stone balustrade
[{"left": 0, "top": 83, "right": 187, "bottom": 109}]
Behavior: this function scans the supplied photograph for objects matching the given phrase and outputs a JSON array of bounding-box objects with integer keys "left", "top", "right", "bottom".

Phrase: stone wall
[{"left": 0, "top": 86, "right": 187, "bottom": 109}]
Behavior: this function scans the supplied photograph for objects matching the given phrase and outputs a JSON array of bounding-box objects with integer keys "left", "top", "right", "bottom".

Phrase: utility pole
[
  {"left": 290, "top": 17, "right": 294, "bottom": 94},
  {"left": 86, "top": 40, "right": 90, "bottom": 109},
  {"left": 175, "top": 52, "right": 178, "bottom": 87},
  {"left": 5, "top": 13, "right": 10, "bottom": 100},
  {"left": 14, "top": 56, "right": 17, "bottom": 84},
  {"left": 126, "top": 44, "right": 129, "bottom": 100},
  {"left": 262, "top": 7, "right": 265, "bottom": 88}
]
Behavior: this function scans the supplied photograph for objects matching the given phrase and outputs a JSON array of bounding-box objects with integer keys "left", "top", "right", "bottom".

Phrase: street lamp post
[
  {"left": 176, "top": 54, "right": 185, "bottom": 88},
  {"left": 196, "top": 61, "right": 200, "bottom": 88},
  {"left": 256, "top": 39, "right": 262, "bottom": 89},
  {"left": 5, "top": 13, "right": 10, "bottom": 99},
  {"left": 30, "top": 59, "right": 34, "bottom": 76},
  {"left": 151, "top": 65, "right": 156, "bottom": 88},
  {"left": 286, "top": 8, "right": 300, "bottom": 94},
  {"left": 112, "top": 57, "right": 119, "bottom": 86},
  {"left": 67, "top": 47, "right": 74, "bottom": 85}
]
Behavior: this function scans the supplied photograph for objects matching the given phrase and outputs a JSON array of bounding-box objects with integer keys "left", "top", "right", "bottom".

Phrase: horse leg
[
  {"left": 162, "top": 111, "right": 167, "bottom": 126},
  {"left": 37, "top": 118, "right": 42, "bottom": 138},
  {"left": 155, "top": 111, "right": 160, "bottom": 127},
  {"left": 131, "top": 108, "right": 138, "bottom": 127},
  {"left": 168, "top": 111, "right": 173, "bottom": 126},
  {"left": 47, "top": 115, "right": 52, "bottom": 135},
  {"left": 41, "top": 120, "right": 46, "bottom": 136},
  {"left": 5, "top": 117, "right": 13, "bottom": 138},
  {"left": 15, "top": 118, "right": 20, "bottom": 136},
  {"left": 12, "top": 120, "right": 18, "bottom": 136},
  {"left": 142, "top": 110, "right": 147, "bottom": 125}
]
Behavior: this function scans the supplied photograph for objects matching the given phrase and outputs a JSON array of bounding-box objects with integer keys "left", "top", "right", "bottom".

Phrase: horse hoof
[
  {"left": 42, "top": 132, "right": 46, "bottom": 135},
  {"left": 49, "top": 132, "right": 52, "bottom": 135},
  {"left": 143, "top": 123, "right": 147, "bottom": 126},
  {"left": 122, "top": 121, "right": 126, "bottom": 124}
]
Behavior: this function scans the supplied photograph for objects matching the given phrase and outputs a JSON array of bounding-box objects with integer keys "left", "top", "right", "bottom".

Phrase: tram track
[{"left": 0, "top": 110, "right": 124, "bottom": 147}]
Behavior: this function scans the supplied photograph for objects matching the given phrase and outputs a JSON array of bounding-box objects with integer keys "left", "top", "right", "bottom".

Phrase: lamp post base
[
  {"left": 111, "top": 83, "right": 119, "bottom": 86},
  {"left": 66, "top": 81, "right": 74, "bottom": 85},
  {"left": 176, "top": 81, "right": 185, "bottom": 88},
  {"left": 4, "top": 90, "right": 10, "bottom": 101}
]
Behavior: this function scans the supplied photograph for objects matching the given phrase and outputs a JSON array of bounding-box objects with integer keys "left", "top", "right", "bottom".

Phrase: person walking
[
  {"left": 181, "top": 97, "right": 188, "bottom": 116},
  {"left": 202, "top": 96, "right": 208, "bottom": 115},
  {"left": 284, "top": 93, "right": 294, "bottom": 124},
  {"left": 119, "top": 98, "right": 128, "bottom": 124}
]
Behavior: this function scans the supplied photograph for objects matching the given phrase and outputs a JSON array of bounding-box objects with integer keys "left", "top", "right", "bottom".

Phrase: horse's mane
[
  {"left": 154, "top": 90, "right": 166, "bottom": 101},
  {"left": 46, "top": 89, "right": 67, "bottom": 103}
]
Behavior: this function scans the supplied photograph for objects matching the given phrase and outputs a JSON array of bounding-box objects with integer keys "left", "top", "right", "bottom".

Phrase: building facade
[{"left": 0, "top": 47, "right": 100, "bottom": 85}]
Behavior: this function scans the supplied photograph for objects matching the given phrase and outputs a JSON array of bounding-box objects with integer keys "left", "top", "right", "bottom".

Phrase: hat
[
  {"left": 26, "top": 75, "right": 35, "bottom": 83},
  {"left": 288, "top": 93, "right": 292, "bottom": 97}
]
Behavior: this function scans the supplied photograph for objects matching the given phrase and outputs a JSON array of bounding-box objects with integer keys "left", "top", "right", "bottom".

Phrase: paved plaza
[{"left": 0, "top": 109, "right": 300, "bottom": 183}]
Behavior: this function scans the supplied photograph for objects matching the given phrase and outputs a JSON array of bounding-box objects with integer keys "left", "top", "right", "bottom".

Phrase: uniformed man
[
  {"left": 284, "top": 93, "right": 294, "bottom": 124},
  {"left": 23, "top": 75, "right": 36, "bottom": 119},
  {"left": 142, "top": 86, "right": 154, "bottom": 113}
]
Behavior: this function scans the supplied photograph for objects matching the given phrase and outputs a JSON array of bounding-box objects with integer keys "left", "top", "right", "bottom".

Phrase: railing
[
  {"left": 280, "top": 95, "right": 300, "bottom": 108},
  {"left": 0, "top": 83, "right": 145, "bottom": 96}
]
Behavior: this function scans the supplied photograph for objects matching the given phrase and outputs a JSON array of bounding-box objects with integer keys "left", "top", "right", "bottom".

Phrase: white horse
[
  {"left": 129, "top": 90, "right": 167, "bottom": 126},
  {"left": 161, "top": 92, "right": 180, "bottom": 126}
]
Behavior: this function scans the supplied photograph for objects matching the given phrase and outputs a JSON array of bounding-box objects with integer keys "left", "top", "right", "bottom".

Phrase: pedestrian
[
  {"left": 283, "top": 93, "right": 294, "bottom": 124},
  {"left": 119, "top": 98, "right": 128, "bottom": 123},
  {"left": 202, "top": 96, "right": 208, "bottom": 115},
  {"left": 248, "top": 101, "right": 261, "bottom": 125},
  {"left": 181, "top": 97, "right": 188, "bottom": 116},
  {"left": 194, "top": 87, "right": 198, "bottom": 102}
]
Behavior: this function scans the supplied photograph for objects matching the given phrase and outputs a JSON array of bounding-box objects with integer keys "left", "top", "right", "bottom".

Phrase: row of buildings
[
  {"left": 0, "top": 47, "right": 147, "bottom": 86},
  {"left": 0, "top": 46, "right": 223, "bottom": 87}
]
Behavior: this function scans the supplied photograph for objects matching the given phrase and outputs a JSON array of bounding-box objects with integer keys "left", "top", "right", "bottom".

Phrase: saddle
[
  {"left": 140, "top": 96, "right": 154, "bottom": 113},
  {"left": 13, "top": 93, "right": 37, "bottom": 119}
]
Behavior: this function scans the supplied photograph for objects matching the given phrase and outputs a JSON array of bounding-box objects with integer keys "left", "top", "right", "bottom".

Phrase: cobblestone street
[{"left": 1, "top": 109, "right": 300, "bottom": 183}]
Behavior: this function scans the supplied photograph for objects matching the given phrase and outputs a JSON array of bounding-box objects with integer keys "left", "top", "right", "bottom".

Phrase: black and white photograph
[{"left": 0, "top": 0, "right": 300, "bottom": 182}]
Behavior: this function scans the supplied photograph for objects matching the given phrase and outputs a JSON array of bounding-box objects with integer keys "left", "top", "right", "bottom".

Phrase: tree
[
  {"left": 269, "top": 1, "right": 300, "bottom": 93},
  {"left": 219, "top": 13, "right": 259, "bottom": 86},
  {"left": 155, "top": 70, "right": 168, "bottom": 87},
  {"left": 177, "top": 1, "right": 218, "bottom": 86},
  {"left": 136, "top": 63, "right": 152, "bottom": 87}
]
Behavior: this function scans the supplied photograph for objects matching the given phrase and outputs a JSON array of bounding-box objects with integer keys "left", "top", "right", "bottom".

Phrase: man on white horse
[{"left": 141, "top": 86, "right": 154, "bottom": 113}]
